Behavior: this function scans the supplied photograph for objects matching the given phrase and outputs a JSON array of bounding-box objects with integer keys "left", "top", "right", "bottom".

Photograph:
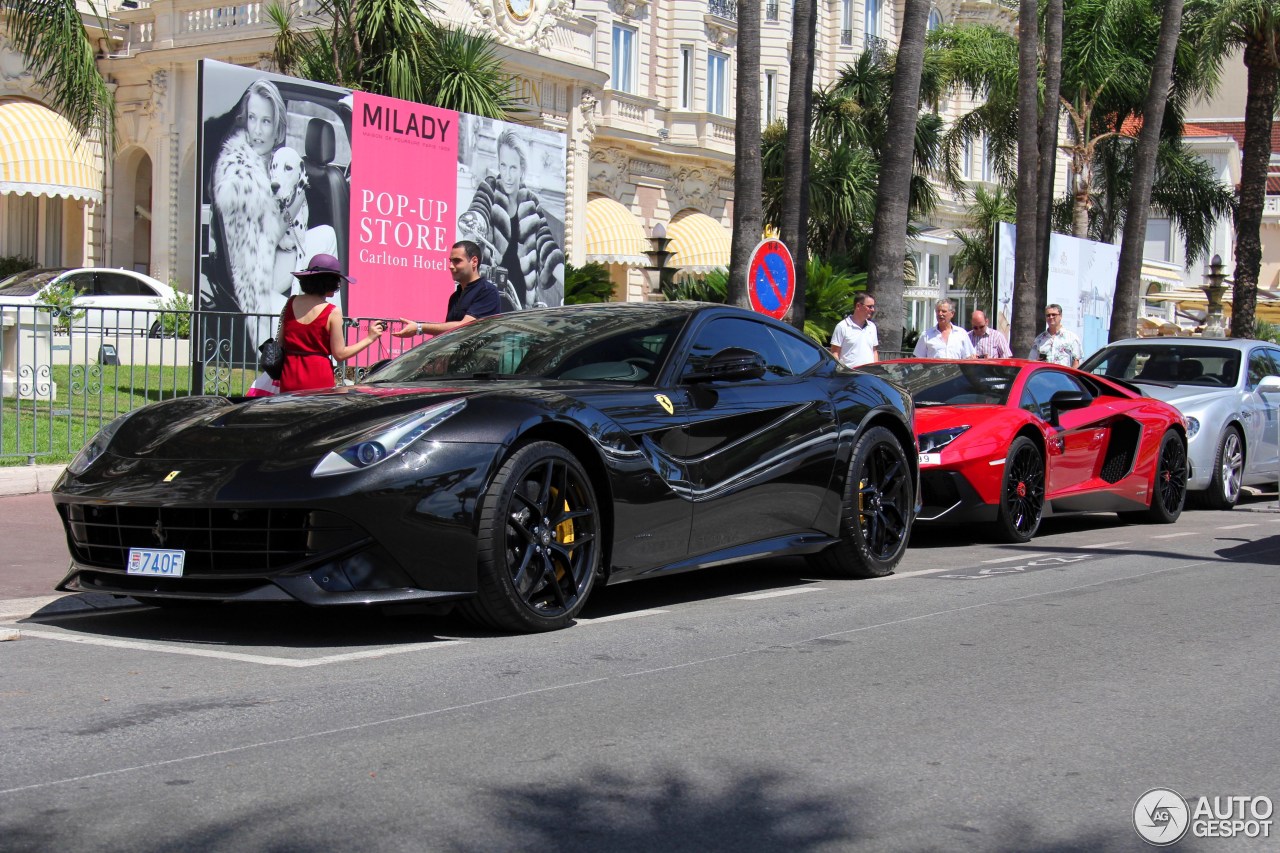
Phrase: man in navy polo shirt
[{"left": 393, "top": 240, "right": 503, "bottom": 338}]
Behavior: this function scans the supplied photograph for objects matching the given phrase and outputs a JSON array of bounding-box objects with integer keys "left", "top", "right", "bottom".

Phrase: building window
[
  {"left": 680, "top": 46, "right": 693, "bottom": 109},
  {"left": 927, "top": 8, "right": 943, "bottom": 31},
  {"left": 1144, "top": 219, "right": 1173, "bottom": 263},
  {"left": 865, "top": 0, "right": 880, "bottom": 39},
  {"left": 765, "top": 0, "right": 779, "bottom": 21},
  {"left": 612, "top": 24, "right": 637, "bottom": 94},
  {"left": 961, "top": 136, "right": 973, "bottom": 179},
  {"left": 764, "top": 70, "right": 777, "bottom": 124},
  {"left": 841, "top": 0, "right": 853, "bottom": 45},
  {"left": 981, "top": 135, "right": 994, "bottom": 182},
  {"left": 708, "top": 50, "right": 729, "bottom": 116}
]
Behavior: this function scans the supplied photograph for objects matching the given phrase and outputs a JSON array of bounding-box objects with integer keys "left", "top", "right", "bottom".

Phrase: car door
[
  {"left": 1242, "top": 346, "right": 1280, "bottom": 478},
  {"left": 1018, "top": 368, "right": 1103, "bottom": 495},
  {"left": 671, "top": 315, "right": 839, "bottom": 557},
  {"left": 95, "top": 272, "right": 160, "bottom": 331}
]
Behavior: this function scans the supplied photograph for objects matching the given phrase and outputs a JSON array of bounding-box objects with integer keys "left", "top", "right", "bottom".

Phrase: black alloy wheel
[
  {"left": 994, "top": 436, "right": 1045, "bottom": 543},
  {"left": 1145, "top": 429, "right": 1187, "bottom": 523},
  {"left": 812, "top": 426, "right": 913, "bottom": 578},
  {"left": 463, "top": 441, "right": 601, "bottom": 633}
]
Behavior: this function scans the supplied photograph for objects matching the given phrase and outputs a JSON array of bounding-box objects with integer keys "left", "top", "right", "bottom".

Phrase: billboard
[
  {"left": 195, "top": 60, "right": 566, "bottom": 365},
  {"left": 995, "top": 223, "right": 1119, "bottom": 359}
]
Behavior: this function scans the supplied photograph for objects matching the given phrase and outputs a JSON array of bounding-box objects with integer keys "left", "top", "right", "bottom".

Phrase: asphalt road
[{"left": 3, "top": 503, "right": 1279, "bottom": 852}]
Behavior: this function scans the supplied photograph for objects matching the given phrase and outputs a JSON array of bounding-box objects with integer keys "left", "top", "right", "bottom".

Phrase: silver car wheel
[{"left": 1220, "top": 430, "right": 1243, "bottom": 503}]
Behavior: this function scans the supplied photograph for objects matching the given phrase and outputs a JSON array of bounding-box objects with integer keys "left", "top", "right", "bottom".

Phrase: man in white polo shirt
[{"left": 829, "top": 293, "right": 879, "bottom": 368}]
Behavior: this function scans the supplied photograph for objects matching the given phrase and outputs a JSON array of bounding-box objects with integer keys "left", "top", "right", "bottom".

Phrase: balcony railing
[
  {"left": 708, "top": 0, "right": 737, "bottom": 20},
  {"left": 112, "top": 0, "right": 325, "bottom": 53},
  {"left": 840, "top": 28, "right": 852, "bottom": 46}
]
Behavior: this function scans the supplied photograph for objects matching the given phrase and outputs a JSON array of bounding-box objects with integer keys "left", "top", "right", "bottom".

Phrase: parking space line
[
  {"left": 575, "top": 608, "right": 670, "bottom": 625},
  {"left": 734, "top": 587, "right": 825, "bottom": 601},
  {"left": 981, "top": 553, "right": 1048, "bottom": 564},
  {"left": 885, "top": 567, "right": 953, "bottom": 580},
  {"left": 13, "top": 629, "right": 465, "bottom": 667},
  {"left": 1086, "top": 540, "right": 1130, "bottom": 549},
  {"left": 1151, "top": 531, "right": 1198, "bottom": 539},
  {"left": 1216, "top": 523, "right": 1257, "bottom": 530}
]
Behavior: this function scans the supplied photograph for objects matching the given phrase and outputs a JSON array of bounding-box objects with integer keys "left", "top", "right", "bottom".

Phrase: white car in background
[
  {"left": 0, "top": 267, "right": 178, "bottom": 334},
  {"left": 1082, "top": 337, "right": 1280, "bottom": 509}
]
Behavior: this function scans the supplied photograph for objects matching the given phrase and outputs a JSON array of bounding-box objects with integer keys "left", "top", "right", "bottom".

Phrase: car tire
[
  {"left": 810, "top": 425, "right": 913, "bottom": 578},
  {"left": 460, "top": 441, "right": 601, "bottom": 633},
  {"left": 993, "top": 436, "right": 1044, "bottom": 543},
  {"left": 1195, "top": 426, "right": 1244, "bottom": 510},
  {"left": 1139, "top": 429, "right": 1188, "bottom": 523}
]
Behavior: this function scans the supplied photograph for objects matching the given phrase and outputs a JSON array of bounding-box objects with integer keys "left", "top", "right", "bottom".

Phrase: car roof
[{"left": 1101, "top": 337, "right": 1271, "bottom": 352}]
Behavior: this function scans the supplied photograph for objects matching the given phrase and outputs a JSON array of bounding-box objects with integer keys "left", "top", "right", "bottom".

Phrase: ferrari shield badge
[
  {"left": 654, "top": 394, "right": 674, "bottom": 415},
  {"left": 163, "top": 471, "right": 180, "bottom": 482}
]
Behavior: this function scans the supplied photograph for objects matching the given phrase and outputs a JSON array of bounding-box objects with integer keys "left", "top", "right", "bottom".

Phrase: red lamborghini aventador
[{"left": 860, "top": 359, "right": 1189, "bottom": 542}]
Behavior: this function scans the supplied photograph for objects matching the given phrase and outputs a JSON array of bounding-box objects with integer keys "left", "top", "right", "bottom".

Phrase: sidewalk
[{"left": 0, "top": 463, "right": 67, "bottom": 497}]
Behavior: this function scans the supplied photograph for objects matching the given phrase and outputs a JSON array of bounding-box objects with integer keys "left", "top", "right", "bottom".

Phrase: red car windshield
[{"left": 862, "top": 362, "right": 1020, "bottom": 406}]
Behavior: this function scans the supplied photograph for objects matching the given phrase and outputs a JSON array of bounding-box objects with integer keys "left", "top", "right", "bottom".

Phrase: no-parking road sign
[{"left": 747, "top": 239, "right": 796, "bottom": 320}]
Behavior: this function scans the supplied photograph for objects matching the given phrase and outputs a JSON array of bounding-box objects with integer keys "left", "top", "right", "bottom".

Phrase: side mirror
[
  {"left": 1048, "top": 389, "right": 1089, "bottom": 425},
  {"left": 1256, "top": 375, "right": 1280, "bottom": 395},
  {"left": 686, "top": 347, "right": 767, "bottom": 383}
]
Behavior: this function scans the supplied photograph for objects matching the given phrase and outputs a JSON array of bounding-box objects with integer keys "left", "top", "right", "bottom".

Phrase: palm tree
[
  {"left": 866, "top": 0, "right": 932, "bottom": 355},
  {"left": 268, "top": 0, "right": 515, "bottom": 118},
  {"left": 1011, "top": 0, "right": 1041, "bottom": 356},
  {"left": 1186, "top": 0, "right": 1280, "bottom": 338},
  {"left": 2, "top": 0, "right": 115, "bottom": 147},
  {"left": 1035, "top": 0, "right": 1064, "bottom": 321},
  {"left": 953, "top": 185, "right": 1017, "bottom": 312},
  {"left": 781, "top": 0, "right": 818, "bottom": 329},
  {"left": 727, "top": 0, "right": 762, "bottom": 308},
  {"left": 1111, "top": 0, "right": 1185, "bottom": 342}
]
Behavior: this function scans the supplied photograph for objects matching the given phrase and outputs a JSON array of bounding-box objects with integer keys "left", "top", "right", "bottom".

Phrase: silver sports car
[{"left": 1081, "top": 337, "right": 1280, "bottom": 508}]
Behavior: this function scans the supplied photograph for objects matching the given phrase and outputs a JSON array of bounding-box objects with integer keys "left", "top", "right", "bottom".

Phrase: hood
[
  {"left": 110, "top": 385, "right": 480, "bottom": 462},
  {"left": 913, "top": 404, "right": 1005, "bottom": 435},
  {"left": 1134, "top": 383, "right": 1235, "bottom": 411}
]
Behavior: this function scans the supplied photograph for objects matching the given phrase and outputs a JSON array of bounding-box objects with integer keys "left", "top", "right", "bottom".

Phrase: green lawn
[{"left": 2, "top": 364, "right": 258, "bottom": 465}]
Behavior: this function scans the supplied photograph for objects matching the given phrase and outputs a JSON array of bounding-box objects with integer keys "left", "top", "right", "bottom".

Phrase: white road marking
[
  {"left": 884, "top": 567, "right": 954, "bottom": 580},
  {"left": 1216, "top": 523, "right": 1257, "bottom": 530},
  {"left": 1085, "top": 540, "right": 1130, "bottom": 548},
  {"left": 575, "top": 608, "right": 670, "bottom": 624},
  {"left": 734, "top": 587, "right": 825, "bottom": 601},
  {"left": 1151, "top": 531, "right": 1197, "bottom": 539},
  {"left": 12, "top": 629, "right": 465, "bottom": 667},
  {"left": 981, "top": 553, "right": 1048, "bottom": 564}
]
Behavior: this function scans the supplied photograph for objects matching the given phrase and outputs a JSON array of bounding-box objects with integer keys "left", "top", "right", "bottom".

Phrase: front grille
[{"left": 61, "top": 504, "right": 366, "bottom": 575}]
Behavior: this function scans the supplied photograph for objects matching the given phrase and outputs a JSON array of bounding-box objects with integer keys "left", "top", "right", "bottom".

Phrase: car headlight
[
  {"left": 313, "top": 399, "right": 466, "bottom": 477},
  {"left": 67, "top": 411, "right": 134, "bottom": 476},
  {"left": 918, "top": 425, "right": 970, "bottom": 453},
  {"left": 1185, "top": 416, "right": 1200, "bottom": 439}
]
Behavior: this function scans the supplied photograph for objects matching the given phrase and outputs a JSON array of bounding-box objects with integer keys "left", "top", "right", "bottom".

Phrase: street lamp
[
  {"left": 644, "top": 222, "right": 677, "bottom": 297},
  {"left": 1202, "top": 254, "right": 1229, "bottom": 338}
]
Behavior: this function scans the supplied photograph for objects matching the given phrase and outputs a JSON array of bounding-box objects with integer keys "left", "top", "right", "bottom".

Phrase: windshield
[
  {"left": 369, "top": 307, "right": 690, "bottom": 384},
  {"left": 861, "top": 362, "right": 1020, "bottom": 405},
  {"left": 0, "top": 269, "right": 61, "bottom": 296},
  {"left": 1081, "top": 344, "right": 1240, "bottom": 387}
]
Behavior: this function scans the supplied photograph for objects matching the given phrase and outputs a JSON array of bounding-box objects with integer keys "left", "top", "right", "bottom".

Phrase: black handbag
[{"left": 258, "top": 300, "right": 287, "bottom": 380}]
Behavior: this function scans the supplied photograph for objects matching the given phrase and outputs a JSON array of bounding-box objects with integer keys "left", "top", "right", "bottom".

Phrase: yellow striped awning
[
  {"left": 0, "top": 99, "right": 102, "bottom": 203},
  {"left": 584, "top": 196, "right": 650, "bottom": 266},
  {"left": 667, "top": 211, "right": 730, "bottom": 272}
]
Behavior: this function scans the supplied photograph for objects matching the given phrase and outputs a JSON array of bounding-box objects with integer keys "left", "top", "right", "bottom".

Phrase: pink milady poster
[{"left": 348, "top": 91, "right": 459, "bottom": 327}]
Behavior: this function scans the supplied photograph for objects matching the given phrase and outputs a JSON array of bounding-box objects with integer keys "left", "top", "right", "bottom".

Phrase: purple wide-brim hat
[{"left": 292, "top": 253, "right": 356, "bottom": 284}]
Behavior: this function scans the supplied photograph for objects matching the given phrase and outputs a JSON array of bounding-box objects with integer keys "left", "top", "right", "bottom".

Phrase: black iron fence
[{"left": 0, "top": 305, "right": 406, "bottom": 463}]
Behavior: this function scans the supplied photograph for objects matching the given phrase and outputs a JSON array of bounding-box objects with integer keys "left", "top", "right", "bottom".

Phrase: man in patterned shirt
[
  {"left": 968, "top": 309, "right": 1011, "bottom": 359},
  {"left": 1029, "top": 303, "right": 1083, "bottom": 367}
]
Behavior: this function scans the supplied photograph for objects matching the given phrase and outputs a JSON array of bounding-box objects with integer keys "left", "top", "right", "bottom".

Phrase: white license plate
[
  {"left": 918, "top": 452, "right": 942, "bottom": 467},
  {"left": 127, "top": 548, "right": 186, "bottom": 577}
]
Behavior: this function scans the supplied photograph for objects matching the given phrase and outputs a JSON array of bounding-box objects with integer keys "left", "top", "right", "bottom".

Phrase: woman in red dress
[{"left": 278, "top": 253, "right": 386, "bottom": 393}]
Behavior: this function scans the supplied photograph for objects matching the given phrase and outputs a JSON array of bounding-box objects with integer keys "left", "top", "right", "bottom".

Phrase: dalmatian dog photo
[{"left": 270, "top": 146, "right": 310, "bottom": 256}]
